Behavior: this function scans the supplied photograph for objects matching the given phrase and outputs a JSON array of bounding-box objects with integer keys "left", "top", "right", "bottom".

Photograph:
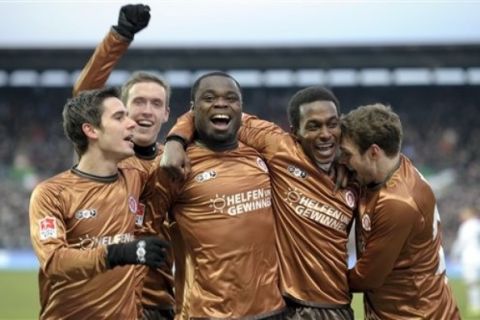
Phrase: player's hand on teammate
[
  {"left": 161, "top": 138, "right": 191, "bottom": 183},
  {"left": 113, "top": 4, "right": 151, "bottom": 40},
  {"left": 333, "top": 163, "right": 352, "bottom": 193},
  {"left": 106, "top": 236, "right": 169, "bottom": 269}
]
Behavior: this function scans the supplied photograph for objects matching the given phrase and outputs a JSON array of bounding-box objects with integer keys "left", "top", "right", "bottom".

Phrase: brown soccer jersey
[
  {"left": 238, "top": 115, "right": 355, "bottom": 307},
  {"left": 168, "top": 113, "right": 356, "bottom": 308},
  {"left": 349, "top": 155, "right": 460, "bottom": 319},
  {"left": 149, "top": 142, "right": 286, "bottom": 319},
  {"left": 29, "top": 165, "right": 150, "bottom": 319},
  {"left": 73, "top": 30, "right": 175, "bottom": 312},
  {"left": 123, "top": 149, "right": 176, "bottom": 311}
]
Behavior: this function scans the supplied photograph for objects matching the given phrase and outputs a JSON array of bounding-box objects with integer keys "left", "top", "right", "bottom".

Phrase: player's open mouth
[
  {"left": 210, "top": 114, "right": 231, "bottom": 130},
  {"left": 124, "top": 134, "right": 134, "bottom": 146},
  {"left": 315, "top": 143, "right": 335, "bottom": 155},
  {"left": 136, "top": 120, "right": 154, "bottom": 128}
]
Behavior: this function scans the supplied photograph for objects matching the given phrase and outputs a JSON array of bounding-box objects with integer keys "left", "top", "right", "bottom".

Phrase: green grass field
[{"left": 0, "top": 271, "right": 471, "bottom": 319}]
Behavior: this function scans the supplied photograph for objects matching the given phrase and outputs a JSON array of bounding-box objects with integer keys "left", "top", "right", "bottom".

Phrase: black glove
[
  {"left": 113, "top": 4, "right": 151, "bottom": 40},
  {"left": 106, "top": 237, "right": 169, "bottom": 269}
]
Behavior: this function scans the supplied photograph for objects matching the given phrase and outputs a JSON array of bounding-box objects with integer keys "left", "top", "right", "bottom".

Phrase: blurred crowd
[{"left": 1, "top": 85, "right": 478, "bottom": 257}]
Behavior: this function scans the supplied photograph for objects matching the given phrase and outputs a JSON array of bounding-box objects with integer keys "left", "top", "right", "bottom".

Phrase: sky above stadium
[{"left": 1, "top": 0, "right": 479, "bottom": 48}]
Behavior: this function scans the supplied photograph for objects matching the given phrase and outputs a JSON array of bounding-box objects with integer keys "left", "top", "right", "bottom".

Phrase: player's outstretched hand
[
  {"left": 161, "top": 139, "right": 191, "bottom": 183},
  {"left": 106, "top": 237, "right": 169, "bottom": 269},
  {"left": 113, "top": 4, "right": 151, "bottom": 40}
]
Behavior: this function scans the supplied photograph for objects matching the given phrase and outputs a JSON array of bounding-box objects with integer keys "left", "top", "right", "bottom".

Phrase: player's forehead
[
  {"left": 340, "top": 136, "right": 358, "bottom": 154},
  {"left": 197, "top": 76, "right": 240, "bottom": 96},
  {"left": 102, "top": 97, "right": 128, "bottom": 117}
]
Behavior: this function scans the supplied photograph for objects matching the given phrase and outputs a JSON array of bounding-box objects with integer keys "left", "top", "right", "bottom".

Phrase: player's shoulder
[{"left": 32, "top": 170, "right": 75, "bottom": 199}]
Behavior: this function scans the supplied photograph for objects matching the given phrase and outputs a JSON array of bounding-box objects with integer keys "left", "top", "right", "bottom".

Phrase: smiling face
[
  {"left": 295, "top": 100, "right": 341, "bottom": 169},
  {"left": 94, "top": 97, "right": 137, "bottom": 161},
  {"left": 125, "top": 81, "right": 169, "bottom": 146},
  {"left": 192, "top": 75, "right": 242, "bottom": 147}
]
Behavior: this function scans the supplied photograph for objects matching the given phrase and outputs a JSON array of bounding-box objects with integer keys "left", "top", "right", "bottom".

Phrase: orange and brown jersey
[
  {"left": 237, "top": 115, "right": 356, "bottom": 307},
  {"left": 153, "top": 142, "right": 285, "bottom": 319},
  {"left": 73, "top": 28, "right": 130, "bottom": 97},
  {"left": 29, "top": 165, "right": 150, "bottom": 319},
  {"left": 123, "top": 148, "right": 176, "bottom": 311},
  {"left": 350, "top": 155, "right": 460, "bottom": 319}
]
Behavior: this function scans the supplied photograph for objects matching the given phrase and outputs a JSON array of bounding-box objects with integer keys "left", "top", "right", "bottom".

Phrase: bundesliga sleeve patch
[
  {"left": 135, "top": 203, "right": 145, "bottom": 227},
  {"left": 39, "top": 217, "right": 57, "bottom": 240}
]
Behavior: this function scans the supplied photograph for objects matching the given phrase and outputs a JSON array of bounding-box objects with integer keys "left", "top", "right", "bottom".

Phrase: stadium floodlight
[
  {"left": 295, "top": 69, "right": 326, "bottom": 86},
  {"left": 359, "top": 69, "right": 391, "bottom": 86},
  {"left": 105, "top": 70, "right": 131, "bottom": 87},
  {"left": 327, "top": 69, "right": 358, "bottom": 87},
  {"left": 433, "top": 68, "right": 466, "bottom": 85},
  {"left": 40, "top": 70, "right": 70, "bottom": 87},
  {"left": 164, "top": 70, "right": 191, "bottom": 88},
  {"left": 467, "top": 68, "right": 480, "bottom": 85},
  {"left": 227, "top": 70, "right": 262, "bottom": 88},
  {"left": 10, "top": 70, "right": 39, "bottom": 87},
  {"left": 393, "top": 68, "right": 432, "bottom": 85},
  {"left": 263, "top": 70, "right": 294, "bottom": 87}
]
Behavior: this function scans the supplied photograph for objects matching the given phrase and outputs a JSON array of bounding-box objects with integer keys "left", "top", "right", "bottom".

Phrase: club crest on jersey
[
  {"left": 195, "top": 170, "right": 217, "bottom": 183},
  {"left": 344, "top": 190, "right": 356, "bottom": 209},
  {"left": 135, "top": 203, "right": 145, "bottom": 226},
  {"left": 362, "top": 213, "right": 371, "bottom": 231},
  {"left": 256, "top": 157, "right": 269, "bottom": 173},
  {"left": 39, "top": 217, "right": 57, "bottom": 240},
  {"left": 75, "top": 209, "right": 97, "bottom": 220},
  {"left": 287, "top": 165, "right": 307, "bottom": 179},
  {"left": 128, "top": 196, "right": 138, "bottom": 214}
]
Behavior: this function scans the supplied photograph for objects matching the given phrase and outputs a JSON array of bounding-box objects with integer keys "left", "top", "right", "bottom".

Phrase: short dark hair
[
  {"left": 121, "top": 71, "right": 171, "bottom": 106},
  {"left": 62, "top": 87, "right": 120, "bottom": 157},
  {"left": 341, "top": 103, "right": 403, "bottom": 157},
  {"left": 190, "top": 71, "right": 242, "bottom": 101},
  {"left": 288, "top": 86, "right": 340, "bottom": 132}
]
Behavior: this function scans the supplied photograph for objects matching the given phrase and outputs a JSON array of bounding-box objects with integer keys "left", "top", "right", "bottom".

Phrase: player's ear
[
  {"left": 82, "top": 123, "right": 98, "bottom": 140},
  {"left": 189, "top": 101, "right": 195, "bottom": 111},
  {"left": 369, "top": 144, "right": 381, "bottom": 159}
]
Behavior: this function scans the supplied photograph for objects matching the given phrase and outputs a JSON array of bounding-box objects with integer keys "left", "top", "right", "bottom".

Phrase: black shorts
[
  {"left": 142, "top": 307, "right": 175, "bottom": 320},
  {"left": 284, "top": 298, "right": 354, "bottom": 320}
]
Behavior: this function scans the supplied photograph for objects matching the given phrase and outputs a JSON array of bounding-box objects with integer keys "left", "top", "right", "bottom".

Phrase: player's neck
[
  {"left": 76, "top": 149, "right": 120, "bottom": 177},
  {"left": 375, "top": 154, "right": 401, "bottom": 185},
  {"left": 195, "top": 138, "right": 238, "bottom": 152}
]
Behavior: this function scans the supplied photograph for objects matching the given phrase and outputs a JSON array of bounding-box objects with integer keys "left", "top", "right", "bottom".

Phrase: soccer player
[
  {"left": 163, "top": 86, "right": 356, "bottom": 319},
  {"left": 73, "top": 5, "right": 175, "bottom": 319},
  {"left": 149, "top": 72, "right": 286, "bottom": 319},
  {"left": 339, "top": 103, "right": 460, "bottom": 319},
  {"left": 452, "top": 207, "right": 480, "bottom": 317},
  {"left": 29, "top": 88, "right": 169, "bottom": 319}
]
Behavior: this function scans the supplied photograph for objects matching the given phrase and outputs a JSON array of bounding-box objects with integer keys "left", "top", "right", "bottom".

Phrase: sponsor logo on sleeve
[
  {"left": 344, "top": 190, "right": 356, "bottom": 209},
  {"left": 75, "top": 209, "right": 97, "bottom": 220},
  {"left": 362, "top": 214, "right": 371, "bottom": 231},
  {"left": 256, "top": 157, "right": 269, "bottom": 173},
  {"left": 128, "top": 196, "right": 138, "bottom": 214},
  {"left": 287, "top": 165, "right": 307, "bottom": 179},
  {"left": 135, "top": 203, "right": 145, "bottom": 226},
  {"left": 195, "top": 170, "right": 217, "bottom": 183},
  {"left": 39, "top": 217, "right": 57, "bottom": 240}
]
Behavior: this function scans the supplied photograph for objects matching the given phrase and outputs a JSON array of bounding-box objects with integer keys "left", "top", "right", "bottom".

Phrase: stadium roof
[{"left": 2, "top": 45, "right": 480, "bottom": 73}]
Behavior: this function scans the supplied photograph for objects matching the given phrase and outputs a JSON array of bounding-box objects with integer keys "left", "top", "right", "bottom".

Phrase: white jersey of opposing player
[{"left": 452, "top": 218, "right": 480, "bottom": 281}]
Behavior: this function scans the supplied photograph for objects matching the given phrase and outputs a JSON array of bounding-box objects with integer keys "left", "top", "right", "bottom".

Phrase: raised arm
[{"left": 73, "top": 4, "right": 151, "bottom": 96}]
